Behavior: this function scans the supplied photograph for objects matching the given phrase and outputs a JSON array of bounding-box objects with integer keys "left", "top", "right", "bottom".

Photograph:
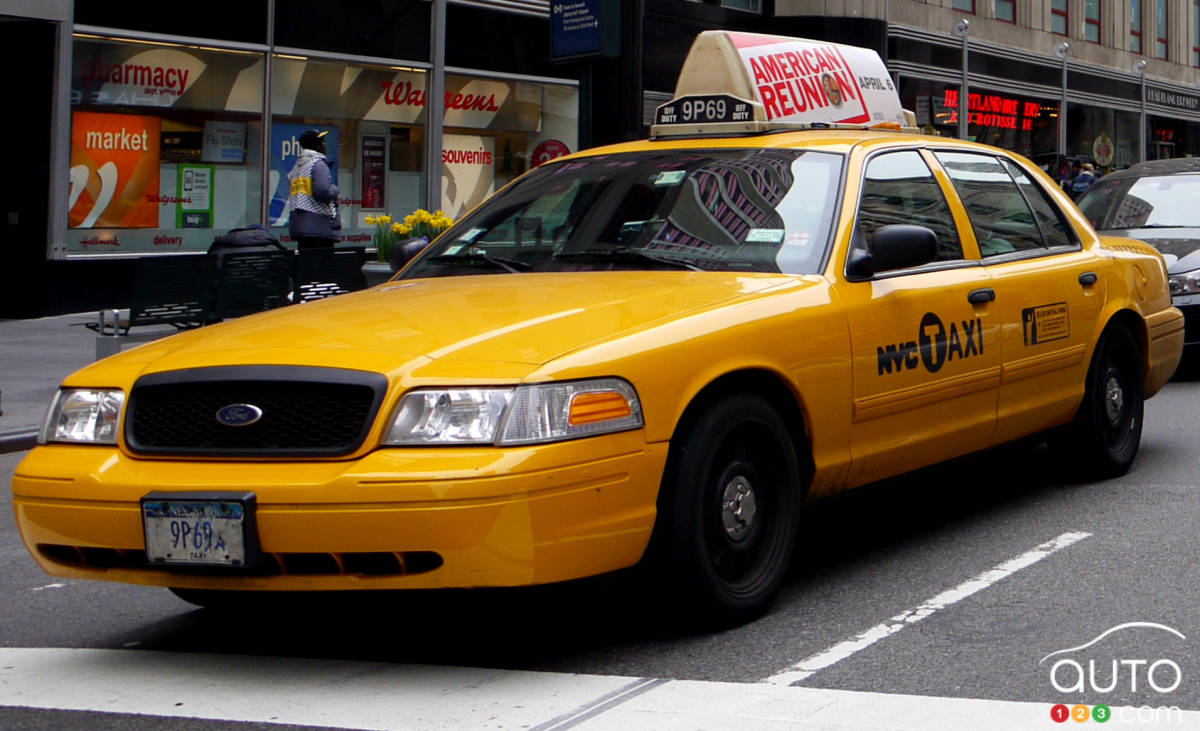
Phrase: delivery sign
[
  {"left": 728, "top": 33, "right": 904, "bottom": 127},
  {"left": 69, "top": 111, "right": 161, "bottom": 229}
]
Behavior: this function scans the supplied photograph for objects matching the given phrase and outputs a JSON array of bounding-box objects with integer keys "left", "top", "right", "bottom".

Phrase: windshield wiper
[
  {"left": 554, "top": 247, "right": 706, "bottom": 272},
  {"left": 427, "top": 252, "right": 529, "bottom": 273}
]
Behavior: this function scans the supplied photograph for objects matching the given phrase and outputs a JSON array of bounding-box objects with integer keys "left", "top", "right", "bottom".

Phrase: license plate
[{"left": 143, "top": 500, "right": 247, "bottom": 566}]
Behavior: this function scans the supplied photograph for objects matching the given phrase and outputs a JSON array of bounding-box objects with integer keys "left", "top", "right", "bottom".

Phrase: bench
[{"left": 90, "top": 247, "right": 368, "bottom": 359}]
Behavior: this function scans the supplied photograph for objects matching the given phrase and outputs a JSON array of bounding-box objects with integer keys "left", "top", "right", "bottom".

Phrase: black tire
[
  {"left": 649, "top": 393, "right": 803, "bottom": 624},
  {"left": 1063, "top": 325, "right": 1144, "bottom": 477}
]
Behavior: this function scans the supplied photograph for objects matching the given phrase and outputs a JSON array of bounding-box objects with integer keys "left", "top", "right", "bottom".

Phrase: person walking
[
  {"left": 1070, "top": 162, "right": 1097, "bottom": 200},
  {"left": 287, "top": 128, "right": 340, "bottom": 249}
]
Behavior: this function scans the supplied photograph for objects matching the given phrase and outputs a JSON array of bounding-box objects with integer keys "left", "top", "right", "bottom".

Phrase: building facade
[{"left": 7, "top": 0, "right": 1200, "bottom": 318}]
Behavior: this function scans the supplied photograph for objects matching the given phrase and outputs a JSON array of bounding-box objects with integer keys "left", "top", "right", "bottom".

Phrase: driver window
[{"left": 858, "top": 151, "right": 963, "bottom": 261}]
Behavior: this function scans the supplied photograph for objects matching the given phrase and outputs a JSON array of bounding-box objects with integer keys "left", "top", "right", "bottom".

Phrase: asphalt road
[{"left": 3, "top": 376, "right": 1200, "bottom": 728}]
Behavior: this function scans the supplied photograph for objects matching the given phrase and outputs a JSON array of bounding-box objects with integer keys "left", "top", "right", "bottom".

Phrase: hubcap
[
  {"left": 1104, "top": 374, "right": 1124, "bottom": 426},
  {"left": 721, "top": 475, "right": 758, "bottom": 542}
]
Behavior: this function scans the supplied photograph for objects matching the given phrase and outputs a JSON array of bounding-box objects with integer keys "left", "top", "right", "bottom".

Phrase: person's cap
[{"left": 298, "top": 129, "right": 329, "bottom": 149}]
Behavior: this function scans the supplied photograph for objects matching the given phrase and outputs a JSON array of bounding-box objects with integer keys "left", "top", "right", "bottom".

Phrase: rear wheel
[
  {"left": 1061, "top": 325, "right": 1144, "bottom": 477},
  {"left": 650, "top": 393, "right": 803, "bottom": 624}
]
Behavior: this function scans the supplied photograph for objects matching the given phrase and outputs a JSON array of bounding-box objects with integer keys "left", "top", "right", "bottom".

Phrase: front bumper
[
  {"left": 11, "top": 431, "right": 667, "bottom": 591},
  {"left": 1175, "top": 297, "right": 1200, "bottom": 353}
]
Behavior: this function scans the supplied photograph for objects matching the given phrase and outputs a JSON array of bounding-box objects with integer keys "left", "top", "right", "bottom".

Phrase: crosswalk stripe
[{"left": 1, "top": 648, "right": 1196, "bottom": 729}]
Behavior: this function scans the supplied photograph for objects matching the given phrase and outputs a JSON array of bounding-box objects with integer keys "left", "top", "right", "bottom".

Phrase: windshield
[
  {"left": 401, "top": 148, "right": 843, "bottom": 278},
  {"left": 1078, "top": 173, "right": 1200, "bottom": 230}
]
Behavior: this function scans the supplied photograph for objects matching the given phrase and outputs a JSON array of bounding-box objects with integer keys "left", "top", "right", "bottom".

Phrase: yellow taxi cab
[{"left": 12, "top": 31, "right": 1184, "bottom": 623}]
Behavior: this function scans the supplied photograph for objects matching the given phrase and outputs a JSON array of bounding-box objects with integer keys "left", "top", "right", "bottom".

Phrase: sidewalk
[{"left": 0, "top": 313, "right": 175, "bottom": 452}]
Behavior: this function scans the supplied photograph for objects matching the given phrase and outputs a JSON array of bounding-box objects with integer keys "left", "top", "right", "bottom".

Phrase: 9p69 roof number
[{"left": 655, "top": 94, "right": 753, "bottom": 125}]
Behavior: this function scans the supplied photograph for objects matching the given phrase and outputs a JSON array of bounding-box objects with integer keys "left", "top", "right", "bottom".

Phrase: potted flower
[
  {"left": 361, "top": 210, "right": 455, "bottom": 285},
  {"left": 394, "top": 208, "right": 454, "bottom": 245},
  {"left": 365, "top": 214, "right": 404, "bottom": 263}
]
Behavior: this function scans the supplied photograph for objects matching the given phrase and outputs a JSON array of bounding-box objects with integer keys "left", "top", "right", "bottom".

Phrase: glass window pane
[
  {"left": 270, "top": 57, "right": 579, "bottom": 253},
  {"left": 996, "top": 1, "right": 1015, "bottom": 22},
  {"left": 1052, "top": 0, "right": 1068, "bottom": 10},
  {"left": 1053, "top": 15, "right": 1068, "bottom": 34},
  {"left": 1130, "top": 0, "right": 1141, "bottom": 31},
  {"left": 1085, "top": 0, "right": 1101, "bottom": 20},
  {"left": 1086, "top": 23, "right": 1100, "bottom": 42},
  {"left": 935, "top": 152, "right": 1045, "bottom": 256},
  {"left": 405, "top": 149, "right": 844, "bottom": 277},
  {"left": 1000, "top": 159, "right": 1075, "bottom": 249},
  {"left": 858, "top": 151, "right": 963, "bottom": 261},
  {"left": 953, "top": 0, "right": 975, "bottom": 11},
  {"left": 68, "top": 37, "right": 264, "bottom": 255}
]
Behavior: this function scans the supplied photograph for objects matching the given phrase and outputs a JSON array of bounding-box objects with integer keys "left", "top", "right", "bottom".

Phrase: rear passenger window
[
  {"left": 857, "top": 151, "right": 963, "bottom": 261},
  {"left": 935, "top": 151, "right": 1044, "bottom": 257},
  {"left": 999, "top": 158, "right": 1075, "bottom": 249}
]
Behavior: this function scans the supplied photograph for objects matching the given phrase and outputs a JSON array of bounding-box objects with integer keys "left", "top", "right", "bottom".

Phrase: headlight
[
  {"left": 38, "top": 388, "right": 125, "bottom": 445},
  {"left": 1169, "top": 269, "right": 1200, "bottom": 296},
  {"left": 383, "top": 378, "right": 643, "bottom": 446}
]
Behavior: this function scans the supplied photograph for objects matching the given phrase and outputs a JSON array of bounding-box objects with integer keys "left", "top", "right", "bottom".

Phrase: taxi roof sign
[{"left": 652, "top": 31, "right": 913, "bottom": 137}]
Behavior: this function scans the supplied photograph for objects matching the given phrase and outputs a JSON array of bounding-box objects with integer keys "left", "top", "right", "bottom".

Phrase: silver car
[{"left": 1077, "top": 158, "right": 1200, "bottom": 361}]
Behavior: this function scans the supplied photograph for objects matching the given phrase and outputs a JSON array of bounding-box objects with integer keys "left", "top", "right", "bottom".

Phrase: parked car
[
  {"left": 1076, "top": 157, "right": 1200, "bottom": 361},
  {"left": 12, "top": 31, "right": 1184, "bottom": 625}
]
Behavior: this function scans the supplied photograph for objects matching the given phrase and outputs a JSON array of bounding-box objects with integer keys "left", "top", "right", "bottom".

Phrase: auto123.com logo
[{"left": 1040, "top": 622, "right": 1186, "bottom": 724}]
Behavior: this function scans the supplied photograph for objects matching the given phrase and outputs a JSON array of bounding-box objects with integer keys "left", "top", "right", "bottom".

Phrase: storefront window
[
  {"left": 899, "top": 78, "right": 1058, "bottom": 160},
  {"left": 1067, "top": 103, "right": 1140, "bottom": 172},
  {"left": 270, "top": 56, "right": 578, "bottom": 250},
  {"left": 67, "top": 36, "right": 264, "bottom": 255}
]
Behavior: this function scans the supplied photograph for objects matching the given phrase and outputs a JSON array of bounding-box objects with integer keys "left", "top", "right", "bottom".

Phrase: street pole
[
  {"left": 955, "top": 19, "right": 970, "bottom": 140},
  {"left": 425, "top": 0, "right": 446, "bottom": 212},
  {"left": 1135, "top": 60, "right": 1148, "bottom": 163},
  {"left": 1055, "top": 42, "right": 1069, "bottom": 164},
  {"left": 260, "top": 0, "right": 275, "bottom": 227}
]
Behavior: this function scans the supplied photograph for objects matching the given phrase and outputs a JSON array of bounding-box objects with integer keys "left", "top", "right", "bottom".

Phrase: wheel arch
[
  {"left": 1100, "top": 307, "right": 1148, "bottom": 381},
  {"left": 664, "top": 369, "right": 815, "bottom": 498}
]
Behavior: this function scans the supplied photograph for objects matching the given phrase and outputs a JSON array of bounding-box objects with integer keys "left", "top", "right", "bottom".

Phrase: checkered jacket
[{"left": 287, "top": 149, "right": 340, "bottom": 240}]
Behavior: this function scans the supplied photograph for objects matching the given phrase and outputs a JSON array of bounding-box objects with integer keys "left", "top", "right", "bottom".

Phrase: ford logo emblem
[{"left": 215, "top": 403, "right": 263, "bottom": 427}]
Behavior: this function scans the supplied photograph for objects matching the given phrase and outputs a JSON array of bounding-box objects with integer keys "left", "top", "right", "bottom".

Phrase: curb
[{"left": 0, "top": 431, "right": 37, "bottom": 454}]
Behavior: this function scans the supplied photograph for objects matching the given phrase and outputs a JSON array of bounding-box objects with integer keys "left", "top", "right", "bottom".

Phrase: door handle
[
  {"left": 1079, "top": 271, "right": 1098, "bottom": 286},
  {"left": 968, "top": 288, "right": 995, "bottom": 304}
]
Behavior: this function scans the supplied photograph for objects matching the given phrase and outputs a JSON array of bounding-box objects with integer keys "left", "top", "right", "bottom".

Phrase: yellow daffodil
[{"left": 364, "top": 215, "right": 376, "bottom": 225}]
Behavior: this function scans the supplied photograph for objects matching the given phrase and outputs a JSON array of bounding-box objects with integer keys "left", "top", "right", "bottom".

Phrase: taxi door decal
[{"left": 876, "top": 312, "right": 984, "bottom": 375}]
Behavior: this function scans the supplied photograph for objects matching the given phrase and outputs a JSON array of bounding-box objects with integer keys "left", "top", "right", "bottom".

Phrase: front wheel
[
  {"left": 649, "top": 394, "right": 803, "bottom": 624},
  {"left": 1061, "top": 325, "right": 1144, "bottom": 477}
]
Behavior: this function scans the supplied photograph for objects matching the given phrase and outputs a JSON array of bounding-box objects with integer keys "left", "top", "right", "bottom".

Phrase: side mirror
[
  {"left": 388, "top": 236, "right": 431, "bottom": 272},
  {"left": 846, "top": 224, "right": 939, "bottom": 280}
]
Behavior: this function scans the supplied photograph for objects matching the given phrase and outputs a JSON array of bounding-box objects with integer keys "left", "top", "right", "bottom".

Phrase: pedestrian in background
[
  {"left": 287, "top": 128, "right": 340, "bottom": 249},
  {"left": 1070, "top": 162, "right": 1097, "bottom": 200}
]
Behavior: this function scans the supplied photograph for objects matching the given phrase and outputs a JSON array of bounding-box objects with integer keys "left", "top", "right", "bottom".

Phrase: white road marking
[
  {"left": 763, "top": 531, "right": 1093, "bottom": 687},
  {"left": 30, "top": 583, "right": 66, "bottom": 592},
  {"left": 2, "top": 647, "right": 1195, "bottom": 730}
]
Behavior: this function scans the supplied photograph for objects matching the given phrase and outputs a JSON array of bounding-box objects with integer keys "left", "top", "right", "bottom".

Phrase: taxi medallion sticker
[{"left": 1022, "top": 302, "right": 1070, "bottom": 346}]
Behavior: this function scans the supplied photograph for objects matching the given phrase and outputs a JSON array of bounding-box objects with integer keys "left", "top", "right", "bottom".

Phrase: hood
[
  {"left": 72, "top": 272, "right": 803, "bottom": 384},
  {"left": 1098, "top": 226, "right": 1200, "bottom": 262}
]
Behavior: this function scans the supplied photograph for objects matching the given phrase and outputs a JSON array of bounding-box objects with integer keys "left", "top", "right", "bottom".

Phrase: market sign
[{"left": 68, "top": 111, "right": 161, "bottom": 229}]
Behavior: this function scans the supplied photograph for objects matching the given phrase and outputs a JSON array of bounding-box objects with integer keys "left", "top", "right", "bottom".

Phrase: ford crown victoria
[{"left": 12, "top": 32, "right": 1184, "bottom": 623}]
